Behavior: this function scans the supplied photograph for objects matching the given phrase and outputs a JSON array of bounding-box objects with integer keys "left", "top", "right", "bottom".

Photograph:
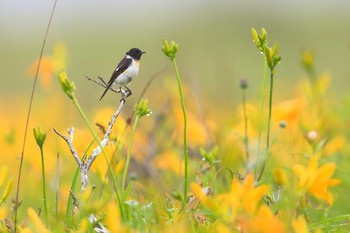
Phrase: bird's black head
[{"left": 126, "top": 48, "right": 146, "bottom": 60}]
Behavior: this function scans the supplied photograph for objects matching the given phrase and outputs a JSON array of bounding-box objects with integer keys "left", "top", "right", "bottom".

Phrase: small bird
[{"left": 100, "top": 48, "right": 146, "bottom": 100}]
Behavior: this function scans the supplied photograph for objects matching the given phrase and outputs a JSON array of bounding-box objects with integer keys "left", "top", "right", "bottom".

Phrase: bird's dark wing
[{"left": 99, "top": 58, "right": 131, "bottom": 100}]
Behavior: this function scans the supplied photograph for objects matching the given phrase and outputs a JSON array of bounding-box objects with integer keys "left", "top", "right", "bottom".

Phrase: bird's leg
[
  {"left": 119, "top": 87, "right": 131, "bottom": 103},
  {"left": 124, "top": 86, "right": 132, "bottom": 97}
]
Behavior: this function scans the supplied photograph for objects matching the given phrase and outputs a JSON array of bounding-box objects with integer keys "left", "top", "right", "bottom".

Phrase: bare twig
[
  {"left": 85, "top": 75, "right": 120, "bottom": 93},
  {"left": 89, "top": 214, "right": 109, "bottom": 233},
  {"left": 55, "top": 88, "right": 130, "bottom": 191},
  {"left": 69, "top": 190, "right": 79, "bottom": 216},
  {"left": 86, "top": 94, "right": 126, "bottom": 170},
  {"left": 98, "top": 76, "right": 108, "bottom": 86},
  {"left": 185, "top": 186, "right": 211, "bottom": 211},
  {"left": 69, "top": 190, "right": 79, "bottom": 208},
  {"left": 107, "top": 69, "right": 165, "bottom": 166},
  {"left": 53, "top": 128, "right": 82, "bottom": 167}
]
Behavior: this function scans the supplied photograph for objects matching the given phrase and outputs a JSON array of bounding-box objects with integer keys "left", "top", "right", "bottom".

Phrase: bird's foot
[
  {"left": 124, "top": 86, "right": 132, "bottom": 97},
  {"left": 119, "top": 86, "right": 132, "bottom": 103}
]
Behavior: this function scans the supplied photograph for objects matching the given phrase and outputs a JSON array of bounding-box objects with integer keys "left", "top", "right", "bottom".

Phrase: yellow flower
[
  {"left": 293, "top": 156, "right": 340, "bottom": 205},
  {"left": 316, "top": 72, "right": 331, "bottom": 96},
  {"left": 292, "top": 215, "right": 308, "bottom": 233},
  {"left": 301, "top": 50, "right": 314, "bottom": 71},
  {"left": 323, "top": 136, "right": 345, "bottom": 157},
  {"left": 104, "top": 201, "right": 127, "bottom": 233},
  {"left": 0, "top": 206, "right": 7, "bottom": 219},
  {"left": 239, "top": 205, "right": 286, "bottom": 233},
  {"left": 190, "top": 183, "right": 220, "bottom": 213},
  {"left": 272, "top": 98, "right": 305, "bottom": 128},
  {"left": 191, "top": 173, "right": 268, "bottom": 221},
  {"left": 273, "top": 168, "right": 287, "bottom": 186},
  {"left": 220, "top": 173, "right": 268, "bottom": 215},
  {"left": 174, "top": 109, "right": 210, "bottom": 147},
  {"left": 27, "top": 208, "right": 51, "bottom": 233},
  {"left": 0, "top": 167, "right": 8, "bottom": 187},
  {"left": 154, "top": 150, "right": 184, "bottom": 175},
  {"left": 212, "top": 222, "right": 231, "bottom": 233}
]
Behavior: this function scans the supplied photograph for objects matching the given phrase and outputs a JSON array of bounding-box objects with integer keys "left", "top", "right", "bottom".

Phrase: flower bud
[
  {"left": 0, "top": 179, "right": 13, "bottom": 205},
  {"left": 240, "top": 78, "right": 248, "bottom": 89},
  {"left": 162, "top": 38, "right": 179, "bottom": 61},
  {"left": 58, "top": 70, "right": 76, "bottom": 100},
  {"left": 251, "top": 28, "right": 260, "bottom": 48},
  {"left": 261, "top": 28, "right": 267, "bottom": 41},
  {"left": 279, "top": 120, "right": 287, "bottom": 128},
  {"left": 33, "top": 126, "right": 46, "bottom": 148},
  {"left": 135, "top": 99, "right": 152, "bottom": 117}
]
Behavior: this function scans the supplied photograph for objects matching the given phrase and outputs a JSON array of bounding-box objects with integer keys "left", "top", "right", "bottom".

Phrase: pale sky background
[{"left": 1, "top": 0, "right": 350, "bottom": 102}]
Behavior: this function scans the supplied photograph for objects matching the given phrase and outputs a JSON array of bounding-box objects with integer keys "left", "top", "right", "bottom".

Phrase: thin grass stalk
[
  {"left": 255, "top": 57, "right": 268, "bottom": 175},
  {"left": 242, "top": 88, "right": 249, "bottom": 165},
  {"left": 172, "top": 58, "right": 188, "bottom": 202},
  {"left": 122, "top": 115, "right": 140, "bottom": 196},
  {"left": 257, "top": 71, "right": 274, "bottom": 182},
  {"left": 14, "top": 1, "right": 58, "bottom": 230},
  {"left": 39, "top": 146, "right": 48, "bottom": 225}
]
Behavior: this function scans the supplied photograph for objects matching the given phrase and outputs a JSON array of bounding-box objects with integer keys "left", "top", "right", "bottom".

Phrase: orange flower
[
  {"left": 191, "top": 173, "right": 268, "bottom": 221},
  {"left": 26, "top": 208, "right": 51, "bottom": 233},
  {"left": 273, "top": 168, "right": 288, "bottom": 186},
  {"left": 174, "top": 109, "right": 210, "bottom": 147},
  {"left": 154, "top": 150, "right": 184, "bottom": 175},
  {"left": 104, "top": 201, "right": 127, "bottom": 233},
  {"left": 191, "top": 174, "right": 287, "bottom": 232},
  {"left": 272, "top": 98, "right": 305, "bottom": 128},
  {"left": 292, "top": 215, "right": 308, "bottom": 233},
  {"left": 219, "top": 173, "right": 268, "bottom": 215},
  {"left": 293, "top": 156, "right": 340, "bottom": 205},
  {"left": 27, "top": 42, "right": 67, "bottom": 90},
  {"left": 323, "top": 136, "right": 345, "bottom": 157},
  {"left": 239, "top": 205, "right": 285, "bottom": 233},
  {"left": 190, "top": 183, "right": 220, "bottom": 212}
]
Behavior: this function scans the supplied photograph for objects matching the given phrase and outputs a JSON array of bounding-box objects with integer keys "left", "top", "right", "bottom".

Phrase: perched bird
[{"left": 100, "top": 48, "right": 146, "bottom": 100}]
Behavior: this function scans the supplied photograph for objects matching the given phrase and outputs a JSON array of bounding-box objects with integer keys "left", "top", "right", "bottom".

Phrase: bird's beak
[{"left": 141, "top": 51, "right": 146, "bottom": 54}]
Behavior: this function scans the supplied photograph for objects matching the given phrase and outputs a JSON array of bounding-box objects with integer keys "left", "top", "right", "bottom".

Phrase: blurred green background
[{"left": 1, "top": 0, "right": 349, "bottom": 107}]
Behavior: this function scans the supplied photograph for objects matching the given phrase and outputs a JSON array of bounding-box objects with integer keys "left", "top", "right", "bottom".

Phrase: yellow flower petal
[
  {"left": 27, "top": 208, "right": 51, "bottom": 233},
  {"left": 292, "top": 216, "right": 308, "bottom": 233}
]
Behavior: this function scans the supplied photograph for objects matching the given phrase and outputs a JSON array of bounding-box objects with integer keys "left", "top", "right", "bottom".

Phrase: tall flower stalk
[
  {"left": 240, "top": 79, "right": 250, "bottom": 165},
  {"left": 33, "top": 127, "right": 48, "bottom": 225},
  {"left": 122, "top": 99, "right": 152, "bottom": 197},
  {"left": 57, "top": 70, "right": 123, "bottom": 220},
  {"left": 162, "top": 39, "right": 189, "bottom": 202},
  {"left": 251, "top": 28, "right": 281, "bottom": 182}
]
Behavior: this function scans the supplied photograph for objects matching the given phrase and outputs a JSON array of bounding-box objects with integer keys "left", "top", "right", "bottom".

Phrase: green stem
[
  {"left": 39, "top": 146, "right": 48, "bottom": 225},
  {"left": 255, "top": 57, "right": 268, "bottom": 177},
  {"left": 122, "top": 115, "right": 140, "bottom": 197},
  {"left": 55, "top": 153, "right": 59, "bottom": 219},
  {"left": 65, "top": 167, "right": 79, "bottom": 226},
  {"left": 65, "top": 138, "right": 94, "bottom": 227},
  {"left": 242, "top": 90, "right": 249, "bottom": 165},
  {"left": 72, "top": 97, "right": 96, "bottom": 139},
  {"left": 71, "top": 96, "right": 124, "bottom": 218},
  {"left": 172, "top": 58, "right": 188, "bottom": 202},
  {"left": 257, "top": 70, "right": 274, "bottom": 182}
]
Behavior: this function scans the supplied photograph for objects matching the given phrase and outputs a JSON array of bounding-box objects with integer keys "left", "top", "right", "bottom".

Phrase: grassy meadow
[{"left": 1, "top": 1, "right": 350, "bottom": 232}]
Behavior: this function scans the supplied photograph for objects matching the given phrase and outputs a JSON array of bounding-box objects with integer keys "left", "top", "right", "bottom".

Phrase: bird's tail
[{"left": 99, "top": 81, "right": 113, "bottom": 101}]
